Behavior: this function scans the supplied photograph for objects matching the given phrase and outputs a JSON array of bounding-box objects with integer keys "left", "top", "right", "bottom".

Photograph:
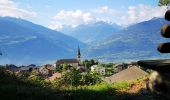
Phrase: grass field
[{"left": 0, "top": 69, "right": 155, "bottom": 100}]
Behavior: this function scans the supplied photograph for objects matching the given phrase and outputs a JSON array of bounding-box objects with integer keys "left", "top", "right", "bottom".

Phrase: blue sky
[
  {"left": 0, "top": 0, "right": 166, "bottom": 29},
  {"left": 14, "top": 0, "right": 157, "bottom": 10}
]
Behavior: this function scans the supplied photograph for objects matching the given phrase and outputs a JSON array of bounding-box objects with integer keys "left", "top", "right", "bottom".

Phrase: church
[{"left": 55, "top": 46, "right": 81, "bottom": 67}]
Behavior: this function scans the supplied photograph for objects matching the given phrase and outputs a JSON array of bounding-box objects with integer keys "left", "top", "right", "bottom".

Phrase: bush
[
  {"left": 61, "top": 68, "right": 81, "bottom": 86},
  {"left": 80, "top": 72, "right": 102, "bottom": 85},
  {"left": 112, "top": 82, "right": 131, "bottom": 90}
]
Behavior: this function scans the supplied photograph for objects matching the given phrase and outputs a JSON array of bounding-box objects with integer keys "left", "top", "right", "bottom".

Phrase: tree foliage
[
  {"left": 62, "top": 68, "right": 81, "bottom": 86},
  {"left": 81, "top": 72, "right": 102, "bottom": 85},
  {"left": 55, "top": 64, "right": 63, "bottom": 72},
  {"left": 56, "top": 68, "right": 102, "bottom": 86},
  {"left": 105, "top": 63, "right": 113, "bottom": 68},
  {"left": 62, "top": 63, "right": 69, "bottom": 71},
  {"left": 81, "top": 59, "right": 98, "bottom": 70},
  {"left": 158, "top": 0, "right": 170, "bottom": 6}
]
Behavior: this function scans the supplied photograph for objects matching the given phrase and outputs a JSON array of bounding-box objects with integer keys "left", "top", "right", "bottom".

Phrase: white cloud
[
  {"left": 92, "top": 6, "right": 124, "bottom": 25},
  {"left": 120, "top": 4, "right": 167, "bottom": 25},
  {"left": 93, "top": 6, "right": 110, "bottom": 13},
  {"left": 0, "top": 0, "right": 36, "bottom": 18},
  {"left": 100, "top": 6, "right": 109, "bottom": 13},
  {"left": 93, "top": 6, "right": 121, "bottom": 16},
  {"left": 48, "top": 21, "right": 63, "bottom": 30},
  {"left": 50, "top": 4, "right": 167, "bottom": 30},
  {"left": 50, "top": 6, "right": 122, "bottom": 30},
  {"left": 50, "top": 10, "right": 94, "bottom": 29}
]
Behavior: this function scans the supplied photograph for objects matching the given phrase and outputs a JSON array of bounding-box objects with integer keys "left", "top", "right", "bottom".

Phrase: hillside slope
[
  {"left": 0, "top": 17, "right": 85, "bottom": 65},
  {"left": 85, "top": 18, "right": 170, "bottom": 62}
]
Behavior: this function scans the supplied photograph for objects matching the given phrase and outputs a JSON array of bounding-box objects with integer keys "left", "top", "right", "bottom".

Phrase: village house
[
  {"left": 91, "top": 65, "right": 106, "bottom": 76},
  {"left": 19, "top": 64, "right": 38, "bottom": 72},
  {"left": 28, "top": 64, "right": 36, "bottom": 68},
  {"left": 113, "top": 64, "right": 127, "bottom": 74},
  {"left": 104, "top": 66, "right": 148, "bottom": 83},
  {"left": 48, "top": 72, "right": 61, "bottom": 81},
  {"left": 77, "top": 65, "right": 87, "bottom": 73},
  {"left": 20, "top": 66, "right": 30, "bottom": 72},
  {"left": 39, "top": 64, "right": 55, "bottom": 76},
  {"left": 28, "top": 64, "right": 38, "bottom": 70},
  {"left": 5, "top": 64, "right": 20, "bottom": 73},
  {"left": 53, "top": 63, "right": 57, "bottom": 68},
  {"left": 39, "top": 67, "right": 48, "bottom": 76}
]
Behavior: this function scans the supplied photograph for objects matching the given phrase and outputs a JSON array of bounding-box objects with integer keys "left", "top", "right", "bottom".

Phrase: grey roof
[
  {"left": 56, "top": 59, "right": 78, "bottom": 64},
  {"left": 104, "top": 66, "right": 148, "bottom": 83}
]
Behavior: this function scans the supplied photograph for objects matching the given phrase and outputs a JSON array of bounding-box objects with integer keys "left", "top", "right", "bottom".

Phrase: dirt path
[
  {"left": 126, "top": 78, "right": 148, "bottom": 93},
  {"left": 115, "top": 78, "right": 156, "bottom": 100}
]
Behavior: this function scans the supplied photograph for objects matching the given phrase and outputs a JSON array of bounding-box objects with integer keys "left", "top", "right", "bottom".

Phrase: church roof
[{"left": 56, "top": 59, "right": 78, "bottom": 64}]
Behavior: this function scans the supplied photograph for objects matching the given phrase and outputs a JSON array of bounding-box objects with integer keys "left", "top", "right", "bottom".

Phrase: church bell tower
[{"left": 77, "top": 46, "right": 81, "bottom": 65}]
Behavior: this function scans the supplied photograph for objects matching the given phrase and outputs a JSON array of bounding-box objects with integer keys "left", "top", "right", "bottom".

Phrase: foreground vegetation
[{"left": 0, "top": 68, "right": 156, "bottom": 100}]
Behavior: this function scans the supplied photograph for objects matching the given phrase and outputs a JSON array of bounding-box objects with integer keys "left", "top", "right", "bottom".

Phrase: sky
[{"left": 0, "top": 0, "right": 167, "bottom": 30}]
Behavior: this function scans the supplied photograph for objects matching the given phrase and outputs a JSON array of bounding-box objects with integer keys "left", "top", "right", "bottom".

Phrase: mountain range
[
  {"left": 0, "top": 16, "right": 169, "bottom": 65},
  {"left": 0, "top": 17, "right": 85, "bottom": 65},
  {"left": 85, "top": 18, "right": 170, "bottom": 63},
  {"left": 60, "top": 21, "right": 122, "bottom": 44}
]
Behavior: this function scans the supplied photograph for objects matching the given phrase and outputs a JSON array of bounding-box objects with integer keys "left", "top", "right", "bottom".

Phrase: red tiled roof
[{"left": 48, "top": 72, "right": 61, "bottom": 81}]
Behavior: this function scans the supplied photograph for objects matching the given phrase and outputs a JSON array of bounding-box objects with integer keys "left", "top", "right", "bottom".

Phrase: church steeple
[
  {"left": 77, "top": 46, "right": 81, "bottom": 66},
  {"left": 77, "top": 46, "right": 81, "bottom": 59}
]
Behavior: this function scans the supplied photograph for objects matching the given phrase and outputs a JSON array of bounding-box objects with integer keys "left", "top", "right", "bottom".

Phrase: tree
[
  {"left": 84, "top": 61, "right": 90, "bottom": 69},
  {"left": 80, "top": 72, "right": 102, "bottom": 85},
  {"left": 62, "top": 68, "right": 81, "bottom": 86},
  {"left": 82, "top": 60, "right": 91, "bottom": 69},
  {"left": 105, "top": 63, "right": 113, "bottom": 68},
  {"left": 89, "top": 59, "right": 95, "bottom": 65},
  {"left": 158, "top": 0, "right": 170, "bottom": 6},
  {"left": 55, "top": 65, "right": 63, "bottom": 72},
  {"left": 98, "top": 63, "right": 104, "bottom": 67},
  {"left": 62, "top": 63, "right": 68, "bottom": 71}
]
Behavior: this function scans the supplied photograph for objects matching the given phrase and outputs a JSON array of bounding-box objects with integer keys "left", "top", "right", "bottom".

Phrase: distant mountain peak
[
  {"left": 151, "top": 17, "right": 162, "bottom": 20},
  {"left": 60, "top": 21, "right": 122, "bottom": 44}
]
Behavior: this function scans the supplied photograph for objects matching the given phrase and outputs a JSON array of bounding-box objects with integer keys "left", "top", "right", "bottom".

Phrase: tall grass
[
  {"left": 112, "top": 82, "right": 131, "bottom": 90},
  {"left": 0, "top": 68, "right": 147, "bottom": 100}
]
